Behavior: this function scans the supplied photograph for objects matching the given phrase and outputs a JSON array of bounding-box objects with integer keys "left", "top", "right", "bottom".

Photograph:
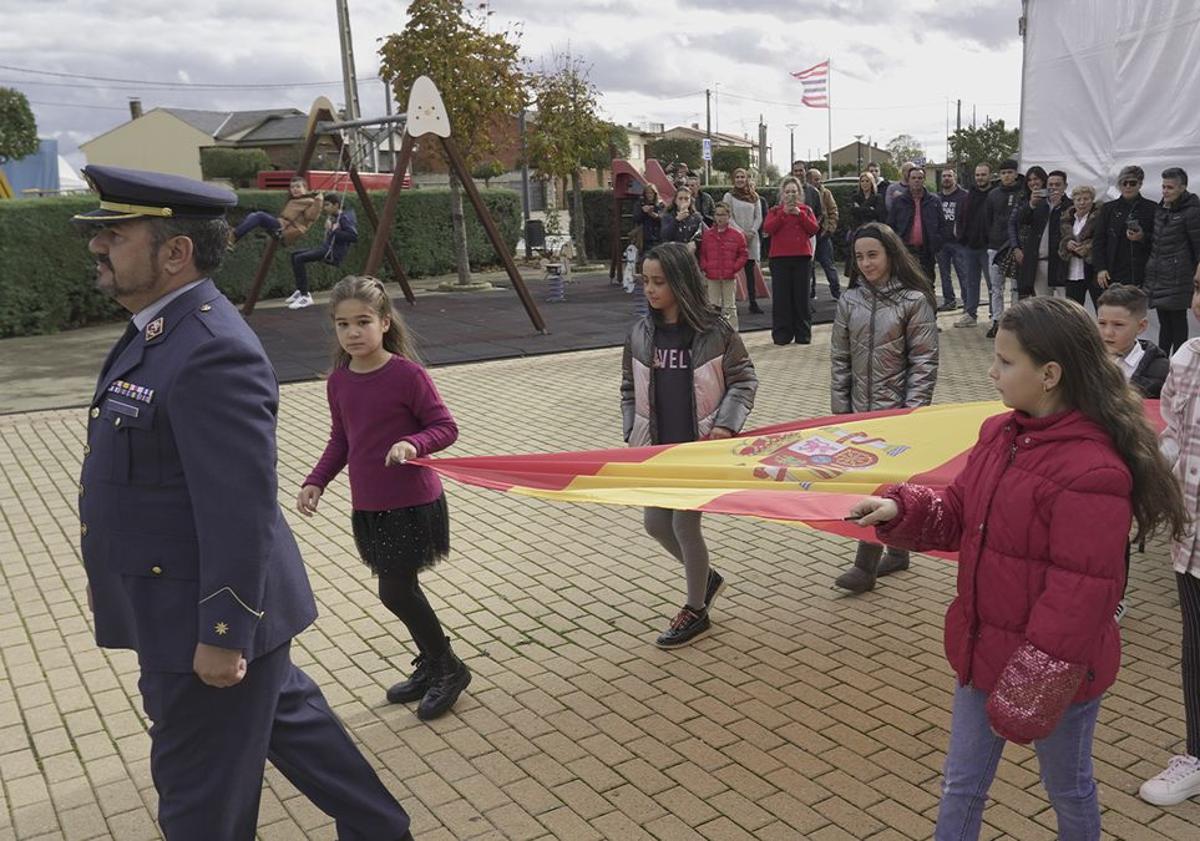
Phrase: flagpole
[{"left": 826, "top": 58, "right": 833, "bottom": 179}]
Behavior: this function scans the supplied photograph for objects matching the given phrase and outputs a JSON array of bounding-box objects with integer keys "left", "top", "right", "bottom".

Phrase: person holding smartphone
[
  {"left": 1008, "top": 166, "right": 1056, "bottom": 299},
  {"left": 1093, "top": 165, "right": 1157, "bottom": 288}
]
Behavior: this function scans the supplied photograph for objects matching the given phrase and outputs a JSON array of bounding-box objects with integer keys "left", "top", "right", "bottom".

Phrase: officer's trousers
[{"left": 139, "top": 641, "right": 410, "bottom": 841}]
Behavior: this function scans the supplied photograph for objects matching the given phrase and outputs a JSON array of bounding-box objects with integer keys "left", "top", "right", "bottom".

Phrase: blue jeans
[
  {"left": 234, "top": 210, "right": 282, "bottom": 241},
  {"left": 936, "top": 684, "right": 1101, "bottom": 841},
  {"left": 290, "top": 246, "right": 332, "bottom": 294},
  {"left": 960, "top": 247, "right": 988, "bottom": 319},
  {"left": 936, "top": 243, "right": 967, "bottom": 306},
  {"left": 811, "top": 234, "right": 841, "bottom": 297}
]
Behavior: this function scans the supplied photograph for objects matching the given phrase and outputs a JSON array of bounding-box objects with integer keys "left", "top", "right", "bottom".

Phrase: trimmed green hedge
[
  {"left": 581, "top": 183, "right": 861, "bottom": 265},
  {"left": 0, "top": 188, "right": 521, "bottom": 337}
]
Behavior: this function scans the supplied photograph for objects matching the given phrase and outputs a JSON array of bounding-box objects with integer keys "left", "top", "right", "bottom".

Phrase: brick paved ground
[{"left": 1, "top": 314, "right": 1197, "bottom": 840}]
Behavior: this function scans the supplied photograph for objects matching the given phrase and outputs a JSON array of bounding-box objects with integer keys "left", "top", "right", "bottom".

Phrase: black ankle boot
[
  {"left": 417, "top": 646, "right": 471, "bottom": 720},
  {"left": 386, "top": 652, "right": 434, "bottom": 704}
]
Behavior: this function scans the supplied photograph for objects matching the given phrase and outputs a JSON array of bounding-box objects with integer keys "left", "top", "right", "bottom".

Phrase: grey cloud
[
  {"left": 679, "top": 0, "right": 885, "bottom": 21},
  {"left": 925, "top": 1, "right": 1022, "bottom": 48}
]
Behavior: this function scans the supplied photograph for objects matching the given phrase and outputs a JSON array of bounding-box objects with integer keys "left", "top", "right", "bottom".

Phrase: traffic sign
[{"left": 702, "top": 138, "right": 712, "bottom": 162}]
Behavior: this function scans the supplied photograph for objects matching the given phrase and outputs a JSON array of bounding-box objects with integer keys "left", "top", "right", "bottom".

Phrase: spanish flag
[{"left": 424, "top": 401, "right": 1163, "bottom": 549}]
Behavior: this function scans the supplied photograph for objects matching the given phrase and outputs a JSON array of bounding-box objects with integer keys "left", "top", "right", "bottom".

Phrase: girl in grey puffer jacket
[
  {"left": 621, "top": 243, "right": 758, "bottom": 650},
  {"left": 831, "top": 223, "right": 939, "bottom": 593}
]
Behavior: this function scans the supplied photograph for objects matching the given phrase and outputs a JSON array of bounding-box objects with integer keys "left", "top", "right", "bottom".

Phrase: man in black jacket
[
  {"left": 982, "top": 158, "right": 1024, "bottom": 336},
  {"left": 1093, "top": 164, "right": 1157, "bottom": 288},
  {"left": 955, "top": 163, "right": 992, "bottom": 327}
]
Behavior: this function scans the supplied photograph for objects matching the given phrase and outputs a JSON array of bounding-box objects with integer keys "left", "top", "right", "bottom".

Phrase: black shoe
[
  {"left": 985, "top": 322, "right": 998, "bottom": 338},
  {"left": 796, "top": 337, "right": 812, "bottom": 345},
  {"left": 749, "top": 302, "right": 763, "bottom": 314},
  {"left": 704, "top": 569, "right": 726, "bottom": 610},
  {"left": 417, "top": 647, "right": 471, "bottom": 720},
  {"left": 655, "top": 605, "right": 711, "bottom": 649},
  {"left": 386, "top": 653, "right": 434, "bottom": 704},
  {"left": 937, "top": 301, "right": 958, "bottom": 312}
]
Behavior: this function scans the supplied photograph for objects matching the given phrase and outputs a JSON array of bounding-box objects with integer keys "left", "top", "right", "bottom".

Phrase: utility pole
[
  {"left": 955, "top": 98, "right": 963, "bottom": 172},
  {"left": 757, "top": 115, "right": 767, "bottom": 177},
  {"left": 705, "top": 88, "right": 712, "bottom": 184},
  {"left": 519, "top": 109, "right": 532, "bottom": 257},
  {"left": 335, "top": 0, "right": 364, "bottom": 167},
  {"left": 786, "top": 124, "right": 797, "bottom": 170},
  {"left": 383, "top": 79, "right": 395, "bottom": 174},
  {"left": 854, "top": 133, "right": 863, "bottom": 174}
]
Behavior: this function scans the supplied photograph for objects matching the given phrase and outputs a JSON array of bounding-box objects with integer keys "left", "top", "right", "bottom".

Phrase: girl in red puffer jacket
[
  {"left": 849, "top": 297, "right": 1186, "bottom": 841},
  {"left": 698, "top": 202, "right": 749, "bottom": 330}
]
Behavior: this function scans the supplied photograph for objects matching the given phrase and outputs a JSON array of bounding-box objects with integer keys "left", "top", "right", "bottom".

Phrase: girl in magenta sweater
[{"left": 297, "top": 275, "right": 468, "bottom": 721}]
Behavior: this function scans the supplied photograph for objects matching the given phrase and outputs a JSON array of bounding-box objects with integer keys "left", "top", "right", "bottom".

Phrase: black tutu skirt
[{"left": 350, "top": 493, "right": 450, "bottom": 575}]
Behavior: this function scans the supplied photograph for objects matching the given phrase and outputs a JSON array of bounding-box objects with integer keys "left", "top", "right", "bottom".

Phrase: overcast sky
[{"left": 2, "top": 0, "right": 1024, "bottom": 175}]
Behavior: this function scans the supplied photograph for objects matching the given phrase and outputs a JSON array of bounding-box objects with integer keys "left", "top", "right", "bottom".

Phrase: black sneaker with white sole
[
  {"left": 655, "top": 605, "right": 711, "bottom": 649},
  {"left": 704, "top": 569, "right": 726, "bottom": 610}
]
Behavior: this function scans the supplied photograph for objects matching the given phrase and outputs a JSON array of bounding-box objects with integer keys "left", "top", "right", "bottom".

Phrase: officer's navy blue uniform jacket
[
  {"left": 323, "top": 207, "right": 358, "bottom": 264},
  {"left": 80, "top": 279, "right": 318, "bottom": 672}
]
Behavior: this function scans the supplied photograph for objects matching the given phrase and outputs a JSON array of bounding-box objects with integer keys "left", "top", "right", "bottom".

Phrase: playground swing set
[{"left": 241, "top": 76, "right": 546, "bottom": 334}]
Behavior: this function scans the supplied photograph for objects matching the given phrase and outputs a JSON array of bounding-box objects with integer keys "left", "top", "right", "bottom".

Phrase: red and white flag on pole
[{"left": 792, "top": 60, "right": 830, "bottom": 109}]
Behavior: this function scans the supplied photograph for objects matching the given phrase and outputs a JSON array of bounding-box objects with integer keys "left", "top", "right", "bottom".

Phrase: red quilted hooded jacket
[{"left": 877, "top": 409, "right": 1131, "bottom": 705}]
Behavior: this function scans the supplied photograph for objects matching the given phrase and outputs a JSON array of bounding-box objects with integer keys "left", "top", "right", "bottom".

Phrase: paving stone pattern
[{"left": 1, "top": 315, "right": 1196, "bottom": 840}]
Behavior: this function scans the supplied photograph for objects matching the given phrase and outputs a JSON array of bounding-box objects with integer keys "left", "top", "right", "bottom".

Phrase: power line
[
  {"left": 26, "top": 100, "right": 128, "bottom": 111},
  {"left": 0, "top": 62, "right": 381, "bottom": 90}
]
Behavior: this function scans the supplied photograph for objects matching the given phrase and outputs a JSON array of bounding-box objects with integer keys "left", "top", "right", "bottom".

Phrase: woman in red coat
[
  {"left": 762, "top": 176, "right": 820, "bottom": 345},
  {"left": 849, "top": 297, "right": 1186, "bottom": 841}
]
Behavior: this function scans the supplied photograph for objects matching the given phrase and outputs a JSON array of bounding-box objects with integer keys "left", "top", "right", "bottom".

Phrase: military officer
[{"left": 75, "top": 165, "right": 415, "bottom": 841}]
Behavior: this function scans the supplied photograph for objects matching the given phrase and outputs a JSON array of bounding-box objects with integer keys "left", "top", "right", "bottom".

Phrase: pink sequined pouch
[{"left": 986, "top": 643, "right": 1086, "bottom": 745}]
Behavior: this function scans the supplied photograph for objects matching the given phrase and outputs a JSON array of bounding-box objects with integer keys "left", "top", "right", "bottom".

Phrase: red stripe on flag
[
  {"left": 791, "top": 60, "right": 829, "bottom": 79},
  {"left": 421, "top": 446, "right": 656, "bottom": 492}
]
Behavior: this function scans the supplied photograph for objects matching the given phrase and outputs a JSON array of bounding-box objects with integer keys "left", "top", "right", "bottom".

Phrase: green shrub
[
  {"left": 199, "top": 148, "right": 271, "bottom": 188},
  {"left": 0, "top": 187, "right": 521, "bottom": 336}
]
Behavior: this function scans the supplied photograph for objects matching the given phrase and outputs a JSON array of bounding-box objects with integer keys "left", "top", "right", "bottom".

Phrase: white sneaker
[
  {"left": 1139, "top": 755, "right": 1200, "bottom": 806},
  {"left": 287, "top": 293, "right": 314, "bottom": 310},
  {"left": 1114, "top": 599, "right": 1127, "bottom": 623},
  {"left": 284, "top": 290, "right": 303, "bottom": 304},
  {"left": 953, "top": 314, "right": 978, "bottom": 328}
]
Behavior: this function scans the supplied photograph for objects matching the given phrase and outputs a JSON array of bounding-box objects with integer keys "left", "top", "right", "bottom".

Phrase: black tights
[
  {"left": 1158, "top": 308, "right": 1189, "bottom": 357},
  {"left": 378, "top": 570, "right": 447, "bottom": 657}
]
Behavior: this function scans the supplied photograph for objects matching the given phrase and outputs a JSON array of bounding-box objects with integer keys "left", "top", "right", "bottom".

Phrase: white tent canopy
[
  {"left": 1020, "top": 0, "right": 1200, "bottom": 202},
  {"left": 58, "top": 156, "right": 87, "bottom": 192}
]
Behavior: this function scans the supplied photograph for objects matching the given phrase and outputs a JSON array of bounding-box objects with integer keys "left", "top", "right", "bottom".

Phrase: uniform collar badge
[{"left": 145, "top": 317, "right": 164, "bottom": 342}]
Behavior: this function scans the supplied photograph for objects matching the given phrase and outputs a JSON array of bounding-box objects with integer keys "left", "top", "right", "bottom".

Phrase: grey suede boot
[
  {"left": 834, "top": 542, "right": 884, "bottom": 593},
  {"left": 877, "top": 547, "right": 910, "bottom": 577}
]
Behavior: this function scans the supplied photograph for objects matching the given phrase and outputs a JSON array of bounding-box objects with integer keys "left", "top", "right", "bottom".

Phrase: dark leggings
[
  {"left": 378, "top": 570, "right": 448, "bottom": 657},
  {"left": 1064, "top": 279, "right": 1103, "bottom": 311},
  {"left": 1179, "top": 572, "right": 1200, "bottom": 758},
  {"left": 744, "top": 259, "right": 757, "bottom": 305},
  {"left": 1158, "top": 308, "right": 1189, "bottom": 357}
]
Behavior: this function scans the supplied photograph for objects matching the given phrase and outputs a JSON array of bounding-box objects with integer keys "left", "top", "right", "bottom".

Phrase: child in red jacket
[
  {"left": 848, "top": 297, "right": 1186, "bottom": 841},
  {"left": 699, "top": 202, "right": 749, "bottom": 329}
]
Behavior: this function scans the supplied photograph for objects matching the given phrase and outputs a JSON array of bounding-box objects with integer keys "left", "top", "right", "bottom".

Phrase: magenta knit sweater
[{"left": 303, "top": 355, "right": 458, "bottom": 511}]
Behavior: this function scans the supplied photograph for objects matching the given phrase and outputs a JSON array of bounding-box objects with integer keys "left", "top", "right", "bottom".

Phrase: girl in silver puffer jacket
[
  {"left": 621, "top": 243, "right": 758, "bottom": 649},
  {"left": 831, "top": 223, "right": 940, "bottom": 593}
]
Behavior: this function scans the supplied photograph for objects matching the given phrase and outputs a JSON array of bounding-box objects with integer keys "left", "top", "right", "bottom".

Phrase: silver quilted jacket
[
  {"left": 830, "top": 278, "right": 939, "bottom": 413},
  {"left": 621, "top": 316, "right": 757, "bottom": 446}
]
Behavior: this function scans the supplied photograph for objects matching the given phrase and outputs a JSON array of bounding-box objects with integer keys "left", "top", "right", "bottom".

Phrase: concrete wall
[{"left": 79, "top": 111, "right": 212, "bottom": 179}]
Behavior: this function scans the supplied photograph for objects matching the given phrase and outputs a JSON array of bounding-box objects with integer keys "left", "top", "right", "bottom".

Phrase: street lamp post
[
  {"left": 785, "top": 123, "right": 798, "bottom": 170},
  {"left": 854, "top": 133, "right": 863, "bottom": 174}
]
